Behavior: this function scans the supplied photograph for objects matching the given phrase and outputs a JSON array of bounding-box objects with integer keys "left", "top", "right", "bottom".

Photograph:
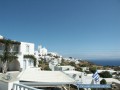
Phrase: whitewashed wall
[
  {"left": 55, "top": 66, "right": 75, "bottom": 71},
  {"left": 0, "top": 80, "right": 19, "bottom": 90},
  {"left": 20, "top": 42, "right": 34, "bottom": 55},
  {"left": 18, "top": 42, "right": 35, "bottom": 70}
]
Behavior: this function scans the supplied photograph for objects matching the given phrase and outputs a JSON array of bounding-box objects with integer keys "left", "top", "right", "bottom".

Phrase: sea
[{"left": 87, "top": 59, "right": 120, "bottom": 66}]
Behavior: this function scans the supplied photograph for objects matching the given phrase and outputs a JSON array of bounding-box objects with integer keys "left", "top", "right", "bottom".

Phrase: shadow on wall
[
  {"left": 0, "top": 59, "right": 20, "bottom": 72},
  {"left": 8, "top": 59, "right": 20, "bottom": 71}
]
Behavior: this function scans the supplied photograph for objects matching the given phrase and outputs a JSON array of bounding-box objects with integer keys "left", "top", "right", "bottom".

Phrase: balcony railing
[{"left": 12, "top": 83, "right": 42, "bottom": 90}]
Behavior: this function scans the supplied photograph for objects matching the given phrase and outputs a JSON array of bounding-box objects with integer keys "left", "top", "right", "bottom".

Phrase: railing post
[
  {"left": 19, "top": 86, "right": 21, "bottom": 90},
  {"left": 23, "top": 87, "right": 25, "bottom": 90},
  {"left": 16, "top": 85, "right": 18, "bottom": 90},
  {"left": 13, "top": 83, "right": 43, "bottom": 90},
  {"left": 12, "top": 84, "right": 15, "bottom": 90}
]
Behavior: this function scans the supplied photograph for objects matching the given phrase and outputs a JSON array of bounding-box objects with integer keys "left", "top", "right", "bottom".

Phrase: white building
[
  {"left": 9, "top": 42, "right": 35, "bottom": 71},
  {"left": 49, "top": 59, "right": 60, "bottom": 71},
  {"left": 38, "top": 45, "right": 47, "bottom": 56},
  {"left": 47, "top": 52, "right": 59, "bottom": 57},
  {"left": 19, "top": 42, "right": 35, "bottom": 70},
  {"left": 64, "top": 71, "right": 82, "bottom": 81},
  {"left": 54, "top": 66, "right": 75, "bottom": 71},
  {"left": 0, "top": 36, "right": 36, "bottom": 71},
  {"left": 34, "top": 45, "right": 48, "bottom": 63},
  {"left": 81, "top": 67, "right": 89, "bottom": 71}
]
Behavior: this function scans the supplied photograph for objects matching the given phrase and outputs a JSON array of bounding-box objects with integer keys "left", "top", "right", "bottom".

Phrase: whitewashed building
[
  {"left": 54, "top": 66, "right": 75, "bottom": 71},
  {"left": 38, "top": 45, "right": 47, "bottom": 56},
  {"left": 81, "top": 67, "right": 89, "bottom": 71},
  {"left": 19, "top": 42, "right": 35, "bottom": 70},
  {"left": 0, "top": 35, "right": 36, "bottom": 71},
  {"left": 9, "top": 42, "right": 35, "bottom": 71},
  {"left": 64, "top": 71, "right": 82, "bottom": 81},
  {"left": 49, "top": 59, "right": 60, "bottom": 71}
]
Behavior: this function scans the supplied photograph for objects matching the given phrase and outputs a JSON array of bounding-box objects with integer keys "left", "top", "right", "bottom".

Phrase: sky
[{"left": 0, "top": 0, "right": 120, "bottom": 60}]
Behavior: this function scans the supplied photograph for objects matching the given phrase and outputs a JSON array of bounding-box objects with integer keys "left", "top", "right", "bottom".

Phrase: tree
[
  {"left": 0, "top": 39, "right": 20, "bottom": 73},
  {"left": 69, "top": 61, "right": 76, "bottom": 67},
  {"left": 99, "top": 71, "right": 112, "bottom": 78},
  {"left": 100, "top": 79, "right": 107, "bottom": 84},
  {"left": 89, "top": 67, "right": 96, "bottom": 73},
  {"left": 44, "top": 65, "right": 51, "bottom": 71},
  {"left": 100, "top": 79, "right": 107, "bottom": 90}
]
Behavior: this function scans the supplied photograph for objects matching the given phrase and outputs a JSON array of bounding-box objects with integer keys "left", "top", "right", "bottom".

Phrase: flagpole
[
  {"left": 96, "top": 81, "right": 98, "bottom": 90},
  {"left": 92, "top": 65, "right": 99, "bottom": 90},
  {"left": 96, "top": 66, "right": 98, "bottom": 90}
]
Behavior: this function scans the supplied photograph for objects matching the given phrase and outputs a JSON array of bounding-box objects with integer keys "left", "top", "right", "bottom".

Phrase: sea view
[{"left": 88, "top": 59, "right": 120, "bottom": 66}]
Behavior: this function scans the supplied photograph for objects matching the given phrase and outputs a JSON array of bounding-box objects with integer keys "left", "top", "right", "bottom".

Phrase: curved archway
[{"left": 8, "top": 59, "right": 20, "bottom": 71}]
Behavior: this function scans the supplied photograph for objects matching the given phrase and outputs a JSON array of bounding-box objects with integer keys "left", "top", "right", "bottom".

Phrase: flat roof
[
  {"left": 57, "top": 66, "right": 75, "bottom": 68},
  {"left": 97, "top": 70, "right": 116, "bottom": 73},
  {"left": 63, "top": 71, "right": 82, "bottom": 74},
  {"left": 19, "top": 68, "right": 76, "bottom": 85}
]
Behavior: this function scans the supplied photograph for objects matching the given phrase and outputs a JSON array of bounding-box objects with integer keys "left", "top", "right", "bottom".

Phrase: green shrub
[
  {"left": 100, "top": 79, "right": 107, "bottom": 84},
  {"left": 99, "top": 71, "right": 112, "bottom": 78},
  {"left": 89, "top": 67, "right": 96, "bottom": 73},
  {"left": 44, "top": 66, "right": 51, "bottom": 71}
]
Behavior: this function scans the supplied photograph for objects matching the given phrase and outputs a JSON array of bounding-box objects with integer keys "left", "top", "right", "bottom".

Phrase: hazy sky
[{"left": 0, "top": 0, "right": 120, "bottom": 60}]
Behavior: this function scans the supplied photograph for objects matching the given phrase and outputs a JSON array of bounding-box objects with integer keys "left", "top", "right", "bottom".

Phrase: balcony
[{"left": 12, "top": 83, "right": 42, "bottom": 90}]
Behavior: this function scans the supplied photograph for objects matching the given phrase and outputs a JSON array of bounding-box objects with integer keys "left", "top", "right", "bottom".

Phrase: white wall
[
  {"left": 38, "top": 45, "right": 47, "bottom": 56},
  {"left": 64, "top": 71, "right": 82, "bottom": 81},
  {"left": 17, "top": 42, "right": 35, "bottom": 70},
  {"left": 0, "top": 80, "right": 19, "bottom": 90},
  {"left": 0, "top": 81, "right": 8, "bottom": 90},
  {"left": 24, "top": 59, "right": 34, "bottom": 68},
  {"left": 54, "top": 66, "right": 75, "bottom": 71},
  {"left": 8, "top": 81, "right": 19, "bottom": 90},
  {"left": 49, "top": 63, "right": 55, "bottom": 71},
  {"left": 81, "top": 67, "right": 89, "bottom": 71},
  {"left": 8, "top": 60, "right": 20, "bottom": 71},
  {"left": 0, "top": 39, "right": 35, "bottom": 71},
  {"left": 20, "top": 42, "right": 34, "bottom": 55}
]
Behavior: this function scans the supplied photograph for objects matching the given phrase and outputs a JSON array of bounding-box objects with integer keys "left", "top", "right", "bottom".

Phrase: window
[{"left": 26, "top": 45, "right": 29, "bottom": 53}]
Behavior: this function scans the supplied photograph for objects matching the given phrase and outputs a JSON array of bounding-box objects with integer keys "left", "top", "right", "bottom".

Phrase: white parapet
[
  {"left": 0, "top": 80, "right": 19, "bottom": 90},
  {"left": 12, "top": 83, "right": 42, "bottom": 90}
]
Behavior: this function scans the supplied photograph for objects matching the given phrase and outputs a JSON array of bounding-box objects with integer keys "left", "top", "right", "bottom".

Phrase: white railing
[{"left": 12, "top": 83, "right": 42, "bottom": 90}]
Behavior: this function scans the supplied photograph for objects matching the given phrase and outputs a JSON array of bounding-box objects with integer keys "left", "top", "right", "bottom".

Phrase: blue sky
[{"left": 0, "top": 0, "right": 120, "bottom": 60}]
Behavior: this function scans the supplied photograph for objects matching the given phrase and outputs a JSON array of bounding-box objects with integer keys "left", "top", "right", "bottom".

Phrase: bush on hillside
[
  {"left": 44, "top": 66, "right": 51, "bottom": 71},
  {"left": 89, "top": 67, "right": 96, "bottom": 73},
  {"left": 69, "top": 62, "right": 76, "bottom": 67},
  {"left": 99, "top": 71, "right": 112, "bottom": 78}
]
